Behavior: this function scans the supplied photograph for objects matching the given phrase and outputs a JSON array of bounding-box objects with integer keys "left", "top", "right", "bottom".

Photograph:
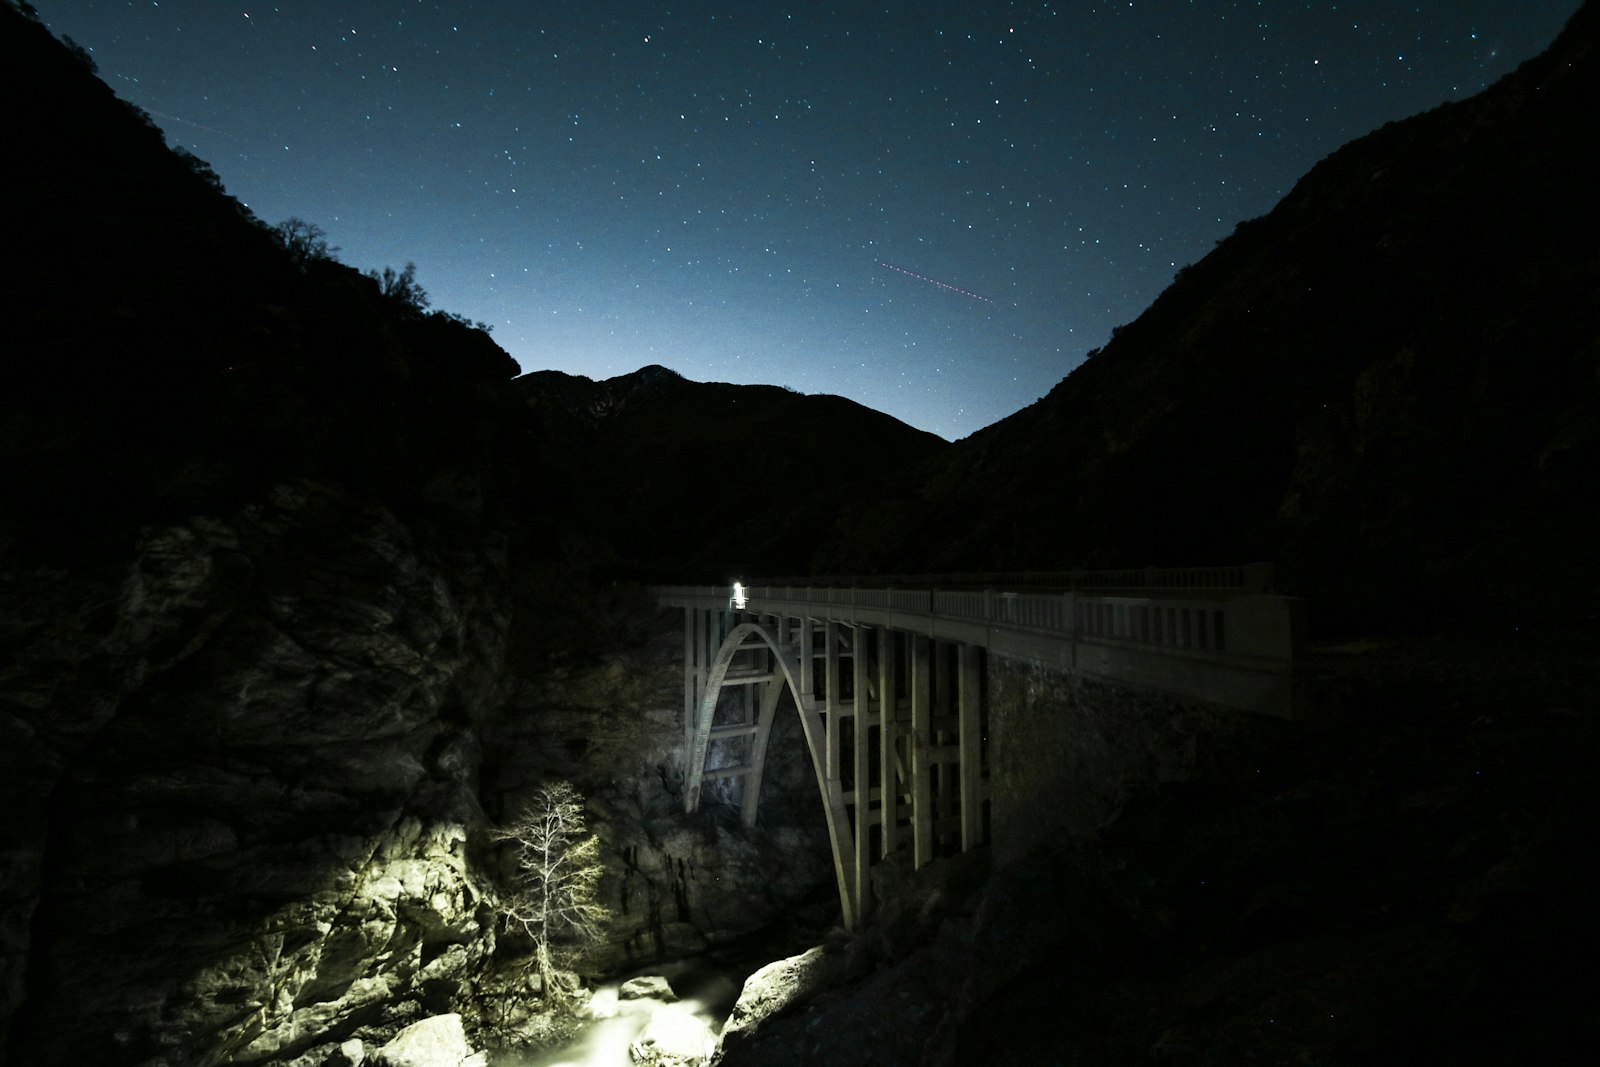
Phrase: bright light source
[{"left": 731, "top": 581, "right": 747, "bottom": 609}]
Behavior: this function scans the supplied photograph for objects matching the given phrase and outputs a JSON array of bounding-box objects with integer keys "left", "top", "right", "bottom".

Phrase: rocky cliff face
[
  {"left": 2, "top": 481, "right": 511, "bottom": 1065},
  {"left": 1, "top": 480, "right": 830, "bottom": 1065},
  {"left": 1, "top": 8, "right": 835, "bottom": 1063},
  {"left": 1, "top": 10, "right": 524, "bottom": 1060}
]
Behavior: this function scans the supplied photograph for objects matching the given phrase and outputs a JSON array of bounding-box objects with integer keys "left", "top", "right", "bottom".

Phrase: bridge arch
[
  {"left": 681, "top": 611, "right": 992, "bottom": 929},
  {"left": 682, "top": 620, "right": 862, "bottom": 926}
]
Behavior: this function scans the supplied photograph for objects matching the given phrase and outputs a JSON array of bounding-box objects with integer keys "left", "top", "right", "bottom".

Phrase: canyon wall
[
  {"left": 2, "top": 481, "right": 510, "bottom": 1065},
  {"left": 987, "top": 658, "right": 1292, "bottom": 866}
]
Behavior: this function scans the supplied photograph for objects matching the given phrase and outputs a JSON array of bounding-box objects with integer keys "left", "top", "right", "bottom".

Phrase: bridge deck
[
  {"left": 653, "top": 572, "right": 1305, "bottom": 928},
  {"left": 657, "top": 578, "right": 1304, "bottom": 718}
]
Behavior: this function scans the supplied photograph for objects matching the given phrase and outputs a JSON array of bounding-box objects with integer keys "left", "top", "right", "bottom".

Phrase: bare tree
[
  {"left": 367, "top": 261, "right": 430, "bottom": 313},
  {"left": 271, "top": 217, "right": 339, "bottom": 270},
  {"left": 492, "top": 781, "right": 609, "bottom": 1005}
]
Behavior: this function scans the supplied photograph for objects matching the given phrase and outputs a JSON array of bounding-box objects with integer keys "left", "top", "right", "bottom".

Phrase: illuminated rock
[
  {"left": 620, "top": 975, "right": 678, "bottom": 1001},
  {"left": 331, "top": 1038, "right": 367, "bottom": 1065},
  {"left": 717, "top": 946, "right": 839, "bottom": 1053},
  {"left": 373, "top": 1013, "right": 477, "bottom": 1067}
]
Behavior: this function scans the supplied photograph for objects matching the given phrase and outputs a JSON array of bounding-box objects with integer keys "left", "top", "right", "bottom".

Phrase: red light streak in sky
[{"left": 877, "top": 261, "right": 994, "bottom": 304}]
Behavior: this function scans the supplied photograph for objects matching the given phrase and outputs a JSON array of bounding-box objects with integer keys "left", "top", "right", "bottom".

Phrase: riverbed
[{"left": 494, "top": 957, "right": 745, "bottom": 1067}]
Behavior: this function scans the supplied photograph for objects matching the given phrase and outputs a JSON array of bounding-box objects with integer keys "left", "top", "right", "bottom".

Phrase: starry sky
[{"left": 38, "top": 1, "right": 1580, "bottom": 440}]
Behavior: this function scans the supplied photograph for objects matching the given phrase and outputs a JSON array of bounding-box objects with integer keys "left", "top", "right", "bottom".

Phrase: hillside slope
[
  {"left": 514, "top": 366, "right": 949, "bottom": 579},
  {"left": 887, "top": 1, "right": 1599, "bottom": 630}
]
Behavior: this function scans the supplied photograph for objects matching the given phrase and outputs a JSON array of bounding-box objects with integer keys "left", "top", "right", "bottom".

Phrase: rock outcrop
[
  {"left": 2, "top": 481, "right": 511, "bottom": 1065},
  {"left": 371, "top": 1014, "right": 484, "bottom": 1067},
  {"left": 619, "top": 976, "right": 678, "bottom": 1002},
  {"left": 715, "top": 946, "right": 841, "bottom": 1058}
]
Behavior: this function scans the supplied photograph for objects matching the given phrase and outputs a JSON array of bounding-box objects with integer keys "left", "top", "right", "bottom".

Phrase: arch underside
[{"left": 683, "top": 614, "right": 989, "bottom": 929}]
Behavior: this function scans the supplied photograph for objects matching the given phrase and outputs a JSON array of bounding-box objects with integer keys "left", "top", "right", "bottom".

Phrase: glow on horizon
[{"left": 36, "top": 0, "right": 1582, "bottom": 440}]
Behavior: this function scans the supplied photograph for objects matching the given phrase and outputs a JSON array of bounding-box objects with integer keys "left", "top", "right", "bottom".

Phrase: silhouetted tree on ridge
[
  {"left": 368, "top": 261, "right": 430, "bottom": 314},
  {"left": 271, "top": 216, "right": 339, "bottom": 272}
]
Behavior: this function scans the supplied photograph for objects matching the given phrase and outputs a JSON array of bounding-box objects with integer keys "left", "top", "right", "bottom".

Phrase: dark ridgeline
[
  {"left": 866, "top": 0, "right": 1600, "bottom": 631},
  {"left": 510, "top": 0, "right": 1600, "bottom": 631},
  {"left": 513, "top": 364, "right": 948, "bottom": 582},
  {"left": 2, "top": 0, "right": 1598, "bottom": 1063},
  {"left": 6, "top": 0, "right": 1594, "bottom": 618},
  {"left": 2, "top": 5, "right": 529, "bottom": 564}
]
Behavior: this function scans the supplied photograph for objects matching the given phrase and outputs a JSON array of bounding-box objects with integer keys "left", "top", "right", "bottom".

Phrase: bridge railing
[
  {"left": 654, "top": 582, "right": 1301, "bottom": 665},
  {"left": 743, "top": 563, "right": 1276, "bottom": 594},
  {"left": 656, "top": 580, "right": 1304, "bottom": 716}
]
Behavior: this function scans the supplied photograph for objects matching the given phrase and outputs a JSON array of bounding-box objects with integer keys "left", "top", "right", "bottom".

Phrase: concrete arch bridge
[{"left": 653, "top": 567, "right": 1305, "bottom": 928}]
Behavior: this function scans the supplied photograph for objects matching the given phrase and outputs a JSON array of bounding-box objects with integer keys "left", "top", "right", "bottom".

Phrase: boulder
[
  {"left": 619, "top": 974, "right": 677, "bottom": 1001},
  {"left": 329, "top": 1038, "right": 366, "bottom": 1066},
  {"left": 373, "top": 1013, "right": 476, "bottom": 1067},
  {"left": 717, "top": 946, "right": 838, "bottom": 1051}
]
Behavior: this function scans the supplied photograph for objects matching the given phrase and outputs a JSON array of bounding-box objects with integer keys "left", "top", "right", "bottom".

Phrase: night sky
[{"left": 37, "top": 1, "right": 1580, "bottom": 440}]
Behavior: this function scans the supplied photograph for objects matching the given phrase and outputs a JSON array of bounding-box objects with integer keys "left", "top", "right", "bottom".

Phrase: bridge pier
[
  {"left": 851, "top": 624, "right": 872, "bottom": 918},
  {"left": 877, "top": 628, "right": 899, "bottom": 861},
  {"left": 909, "top": 632, "right": 934, "bottom": 869}
]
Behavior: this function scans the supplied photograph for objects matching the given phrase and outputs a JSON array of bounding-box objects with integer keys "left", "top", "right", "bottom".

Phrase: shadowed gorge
[{"left": 3, "top": 1, "right": 1598, "bottom": 1064}]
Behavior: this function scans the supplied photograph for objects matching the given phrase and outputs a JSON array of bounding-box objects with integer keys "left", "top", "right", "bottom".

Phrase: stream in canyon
[{"left": 496, "top": 956, "right": 746, "bottom": 1067}]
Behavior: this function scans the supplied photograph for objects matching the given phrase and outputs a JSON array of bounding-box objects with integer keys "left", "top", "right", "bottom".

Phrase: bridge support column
[
  {"left": 878, "top": 629, "right": 900, "bottom": 860},
  {"left": 684, "top": 607, "right": 708, "bottom": 760},
  {"left": 958, "top": 642, "right": 984, "bottom": 851},
  {"left": 741, "top": 668, "right": 784, "bottom": 826},
  {"left": 824, "top": 621, "right": 841, "bottom": 785},
  {"left": 852, "top": 625, "right": 873, "bottom": 916},
  {"left": 819, "top": 621, "right": 860, "bottom": 927},
  {"left": 799, "top": 613, "right": 815, "bottom": 703},
  {"left": 909, "top": 633, "right": 934, "bottom": 869}
]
